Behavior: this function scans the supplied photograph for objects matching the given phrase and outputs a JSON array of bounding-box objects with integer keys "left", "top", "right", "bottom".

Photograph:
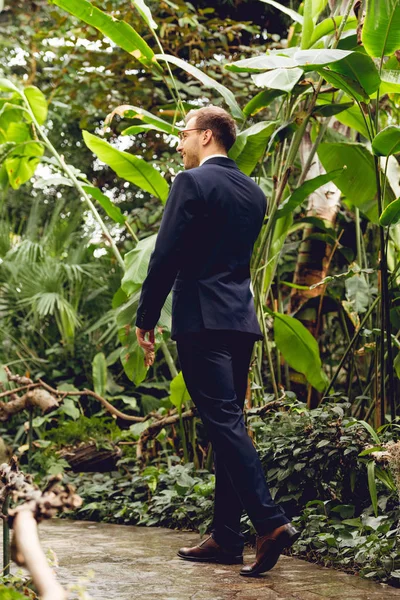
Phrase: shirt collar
[{"left": 199, "top": 154, "right": 229, "bottom": 167}]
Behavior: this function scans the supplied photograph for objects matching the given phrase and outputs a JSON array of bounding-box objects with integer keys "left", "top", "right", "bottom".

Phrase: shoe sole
[
  {"left": 240, "top": 530, "right": 300, "bottom": 577},
  {"left": 177, "top": 551, "right": 243, "bottom": 565}
]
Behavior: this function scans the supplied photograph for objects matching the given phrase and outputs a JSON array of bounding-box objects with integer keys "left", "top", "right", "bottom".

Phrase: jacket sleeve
[{"left": 135, "top": 170, "right": 203, "bottom": 330}]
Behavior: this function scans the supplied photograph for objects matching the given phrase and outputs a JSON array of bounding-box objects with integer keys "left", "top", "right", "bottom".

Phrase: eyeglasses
[{"left": 177, "top": 128, "right": 210, "bottom": 140}]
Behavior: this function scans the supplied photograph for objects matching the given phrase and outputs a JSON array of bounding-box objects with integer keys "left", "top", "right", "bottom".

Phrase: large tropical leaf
[
  {"left": 316, "top": 95, "right": 370, "bottom": 138},
  {"left": 51, "top": 0, "right": 157, "bottom": 68},
  {"left": 4, "top": 141, "right": 44, "bottom": 189},
  {"left": 105, "top": 105, "right": 180, "bottom": 136},
  {"left": 226, "top": 55, "right": 298, "bottom": 73},
  {"left": 380, "top": 196, "right": 400, "bottom": 226},
  {"left": 121, "top": 234, "right": 156, "bottom": 296},
  {"left": 130, "top": 0, "right": 157, "bottom": 30},
  {"left": 23, "top": 86, "right": 47, "bottom": 125},
  {"left": 252, "top": 69, "right": 303, "bottom": 92},
  {"left": 320, "top": 52, "right": 381, "bottom": 98},
  {"left": 154, "top": 54, "right": 245, "bottom": 122},
  {"left": 276, "top": 169, "right": 344, "bottom": 219},
  {"left": 273, "top": 312, "right": 329, "bottom": 392},
  {"left": 82, "top": 131, "right": 169, "bottom": 203},
  {"left": 372, "top": 125, "right": 400, "bottom": 156},
  {"left": 362, "top": 0, "right": 400, "bottom": 58},
  {"left": 317, "top": 142, "right": 395, "bottom": 223},
  {"left": 243, "top": 89, "right": 284, "bottom": 117},
  {"left": 82, "top": 185, "right": 126, "bottom": 225},
  {"left": 226, "top": 49, "right": 352, "bottom": 73},
  {"left": 229, "top": 121, "right": 277, "bottom": 175},
  {"left": 169, "top": 371, "right": 191, "bottom": 416}
]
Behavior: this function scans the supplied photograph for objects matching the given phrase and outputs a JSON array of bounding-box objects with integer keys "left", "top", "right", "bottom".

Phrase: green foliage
[
  {"left": 50, "top": 0, "right": 157, "bottom": 68},
  {"left": 362, "top": 0, "right": 400, "bottom": 58},
  {"left": 293, "top": 501, "right": 400, "bottom": 583},
  {"left": 67, "top": 461, "right": 215, "bottom": 535},
  {"left": 46, "top": 415, "right": 122, "bottom": 448},
  {"left": 0, "top": 586, "right": 35, "bottom": 600},
  {"left": 82, "top": 131, "right": 170, "bottom": 203},
  {"left": 273, "top": 313, "right": 329, "bottom": 392}
]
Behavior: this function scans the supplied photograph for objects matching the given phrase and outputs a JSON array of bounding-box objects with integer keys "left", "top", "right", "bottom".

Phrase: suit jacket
[{"left": 135, "top": 157, "right": 267, "bottom": 340}]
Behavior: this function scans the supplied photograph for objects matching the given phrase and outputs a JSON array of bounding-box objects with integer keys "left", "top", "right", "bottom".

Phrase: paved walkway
[{"left": 17, "top": 520, "right": 400, "bottom": 599}]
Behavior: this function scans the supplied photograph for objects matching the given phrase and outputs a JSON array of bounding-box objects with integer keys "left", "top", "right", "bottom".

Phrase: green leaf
[
  {"left": 4, "top": 141, "right": 44, "bottom": 189},
  {"left": 226, "top": 55, "right": 298, "bottom": 73},
  {"left": 302, "top": 0, "right": 314, "bottom": 50},
  {"left": 121, "top": 341, "right": 147, "bottom": 385},
  {"left": 121, "top": 234, "right": 156, "bottom": 296},
  {"left": 319, "top": 69, "right": 369, "bottom": 102},
  {"left": 258, "top": 0, "right": 304, "bottom": 24},
  {"left": 229, "top": 121, "right": 277, "bottom": 175},
  {"left": 252, "top": 68, "right": 303, "bottom": 92},
  {"left": 362, "top": 0, "right": 400, "bottom": 58},
  {"left": 92, "top": 352, "right": 108, "bottom": 398},
  {"left": 83, "top": 185, "right": 126, "bottom": 225},
  {"left": 0, "top": 78, "right": 19, "bottom": 93},
  {"left": 154, "top": 53, "right": 245, "bottom": 122},
  {"left": 317, "top": 142, "right": 395, "bottom": 223},
  {"left": 276, "top": 168, "right": 344, "bottom": 219},
  {"left": 345, "top": 273, "right": 370, "bottom": 314},
  {"left": 380, "top": 196, "right": 400, "bottom": 226},
  {"left": 321, "top": 52, "right": 381, "bottom": 97},
  {"left": 367, "top": 460, "right": 378, "bottom": 517},
  {"left": 51, "top": 0, "right": 157, "bottom": 67},
  {"left": 372, "top": 125, "right": 400, "bottom": 156},
  {"left": 61, "top": 398, "right": 80, "bottom": 420},
  {"left": 309, "top": 16, "right": 358, "bottom": 48},
  {"left": 263, "top": 211, "right": 293, "bottom": 292},
  {"left": 227, "top": 50, "right": 352, "bottom": 75},
  {"left": 169, "top": 371, "right": 191, "bottom": 416},
  {"left": 358, "top": 420, "right": 381, "bottom": 444},
  {"left": 294, "top": 49, "right": 353, "bottom": 68},
  {"left": 243, "top": 89, "right": 285, "bottom": 117},
  {"left": 273, "top": 312, "right": 329, "bottom": 392},
  {"left": 122, "top": 124, "right": 167, "bottom": 136},
  {"left": 316, "top": 96, "right": 369, "bottom": 137},
  {"left": 82, "top": 131, "right": 169, "bottom": 203},
  {"left": 312, "top": 101, "right": 354, "bottom": 117},
  {"left": 130, "top": 0, "right": 157, "bottom": 30},
  {"left": 105, "top": 105, "right": 180, "bottom": 136},
  {"left": 380, "top": 69, "right": 400, "bottom": 93},
  {"left": 23, "top": 86, "right": 48, "bottom": 125}
]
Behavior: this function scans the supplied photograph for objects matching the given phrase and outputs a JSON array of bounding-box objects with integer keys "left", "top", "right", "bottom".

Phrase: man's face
[{"left": 176, "top": 117, "right": 204, "bottom": 170}]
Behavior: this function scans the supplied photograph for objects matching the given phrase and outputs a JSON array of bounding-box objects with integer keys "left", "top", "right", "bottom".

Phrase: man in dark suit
[{"left": 136, "top": 106, "right": 298, "bottom": 576}]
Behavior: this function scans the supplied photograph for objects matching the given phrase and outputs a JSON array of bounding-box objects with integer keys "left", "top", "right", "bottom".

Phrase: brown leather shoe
[
  {"left": 240, "top": 523, "right": 299, "bottom": 577},
  {"left": 178, "top": 535, "right": 243, "bottom": 564}
]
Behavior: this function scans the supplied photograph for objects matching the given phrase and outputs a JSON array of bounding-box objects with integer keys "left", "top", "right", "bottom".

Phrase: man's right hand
[{"left": 136, "top": 327, "right": 155, "bottom": 352}]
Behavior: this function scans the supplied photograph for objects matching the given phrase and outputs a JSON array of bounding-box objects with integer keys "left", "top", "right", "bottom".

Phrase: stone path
[{"left": 15, "top": 520, "right": 400, "bottom": 599}]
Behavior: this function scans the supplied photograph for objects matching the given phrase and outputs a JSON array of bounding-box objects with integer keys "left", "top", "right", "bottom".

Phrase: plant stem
[{"left": 160, "top": 341, "right": 178, "bottom": 379}]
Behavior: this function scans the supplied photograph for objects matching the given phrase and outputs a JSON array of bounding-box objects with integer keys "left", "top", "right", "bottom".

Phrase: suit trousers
[{"left": 176, "top": 330, "right": 289, "bottom": 553}]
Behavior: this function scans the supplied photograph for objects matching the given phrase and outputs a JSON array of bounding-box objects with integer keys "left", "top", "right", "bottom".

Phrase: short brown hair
[{"left": 186, "top": 106, "right": 237, "bottom": 151}]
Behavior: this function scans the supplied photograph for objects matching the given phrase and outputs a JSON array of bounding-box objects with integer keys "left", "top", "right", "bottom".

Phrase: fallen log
[{"left": 58, "top": 441, "right": 122, "bottom": 472}]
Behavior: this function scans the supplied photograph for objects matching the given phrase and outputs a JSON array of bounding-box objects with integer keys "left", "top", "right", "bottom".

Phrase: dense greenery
[{"left": 1, "top": 0, "right": 400, "bottom": 593}]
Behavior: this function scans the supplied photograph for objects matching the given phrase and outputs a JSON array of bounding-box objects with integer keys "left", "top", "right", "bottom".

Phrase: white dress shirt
[{"left": 200, "top": 154, "right": 229, "bottom": 166}]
